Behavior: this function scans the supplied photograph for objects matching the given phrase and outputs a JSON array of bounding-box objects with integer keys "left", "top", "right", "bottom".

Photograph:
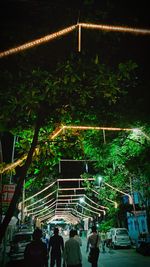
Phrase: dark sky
[{"left": 0, "top": 0, "right": 150, "bottom": 72}]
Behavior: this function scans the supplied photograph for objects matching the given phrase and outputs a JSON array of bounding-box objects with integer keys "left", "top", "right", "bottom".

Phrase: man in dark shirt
[
  {"left": 48, "top": 227, "right": 64, "bottom": 267},
  {"left": 24, "top": 228, "right": 48, "bottom": 267}
]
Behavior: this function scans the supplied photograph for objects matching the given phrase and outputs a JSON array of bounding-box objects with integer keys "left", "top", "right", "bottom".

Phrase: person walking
[
  {"left": 86, "top": 226, "right": 100, "bottom": 267},
  {"left": 100, "top": 231, "right": 106, "bottom": 253},
  {"left": 74, "top": 229, "right": 82, "bottom": 246},
  {"left": 64, "top": 229, "right": 82, "bottom": 267},
  {"left": 24, "top": 227, "right": 48, "bottom": 267},
  {"left": 48, "top": 227, "right": 64, "bottom": 267}
]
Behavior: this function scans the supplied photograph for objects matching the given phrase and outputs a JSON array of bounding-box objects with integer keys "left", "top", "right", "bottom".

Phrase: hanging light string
[
  {"left": 26, "top": 198, "right": 55, "bottom": 212},
  {"left": 85, "top": 195, "right": 109, "bottom": 210},
  {"left": 38, "top": 209, "right": 55, "bottom": 221},
  {"left": 81, "top": 199, "right": 105, "bottom": 214},
  {"left": 37, "top": 207, "right": 56, "bottom": 220},
  {"left": 0, "top": 25, "right": 77, "bottom": 58},
  {"left": 92, "top": 188, "right": 118, "bottom": 208},
  {"left": 0, "top": 23, "right": 150, "bottom": 58},
  {"left": 0, "top": 126, "right": 143, "bottom": 175},
  {"left": 77, "top": 203, "right": 101, "bottom": 215},
  {"left": 23, "top": 181, "right": 56, "bottom": 204},
  {"left": 79, "top": 22, "right": 150, "bottom": 35},
  {"left": 28, "top": 200, "right": 57, "bottom": 216},
  {"left": 25, "top": 189, "right": 57, "bottom": 209}
]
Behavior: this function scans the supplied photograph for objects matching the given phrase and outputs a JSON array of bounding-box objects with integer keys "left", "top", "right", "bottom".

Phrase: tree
[{"left": 0, "top": 54, "right": 138, "bottom": 241}]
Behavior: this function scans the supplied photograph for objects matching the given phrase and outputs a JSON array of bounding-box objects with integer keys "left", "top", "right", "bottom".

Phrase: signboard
[{"left": 2, "top": 184, "right": 16, "bottom": 203}]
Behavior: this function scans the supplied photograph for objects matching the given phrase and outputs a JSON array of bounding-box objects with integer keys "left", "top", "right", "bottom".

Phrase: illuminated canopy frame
[{"left": 0, "top": 22, "right": 150, "bottom": 58}]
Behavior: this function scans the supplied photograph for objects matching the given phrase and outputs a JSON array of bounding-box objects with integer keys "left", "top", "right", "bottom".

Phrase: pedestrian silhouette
[
  {"left": 24, "top": 227, "right": 48, "bottom": 267},
  {"left": 48, "top": 227, "right": 64, "bottom": 267},
  {"left": 74, "top": 229, "right": 82, "bottom": 246},
  {"left": 64, "top": 229, "right": 82, "bottom": 267},
  {"left": 86, "top": 226, "right": 100, "bottom": 267}
]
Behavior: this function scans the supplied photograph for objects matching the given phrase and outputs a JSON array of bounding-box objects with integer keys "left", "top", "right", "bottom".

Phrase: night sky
[
  {"left": 0, "top": 0, "right": 150, "bottom": 161},
  {"left": 0, "top": 0, "right": 150, "bottom": 72}
]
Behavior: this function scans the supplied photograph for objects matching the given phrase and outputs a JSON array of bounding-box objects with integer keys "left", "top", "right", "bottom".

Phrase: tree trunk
[{"left": 0, "top": 112, "right": 42, "bottom": 244}]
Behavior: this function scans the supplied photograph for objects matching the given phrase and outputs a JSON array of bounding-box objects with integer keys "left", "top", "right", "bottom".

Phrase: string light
[
  {"left": 57, "top": 178, "right": 94, "bottom": 182},
  {"left": 78, "top": 203, "right": 101, "bottom": 215},
  {"left": 81, "top": 199, "right": 105, "bottom": 214},
  {"left": 26, "top": 198, "right": 55, "bottom": 212},
  {"left": 37, "top": 208, "right": 55, "bottom": 220},
  {"left": 58, "top": 187, "right": 85, "bottom": 191},
  {"left": 104, "top": 181, "right": 133, "bottom": 204},
  {"left": 28, "top": 201, "right": 56, "bottom": 216},
  {"left": 0, "top": 25, "right": 77, "bottom": 58},
  {"left": 79, "top": 23, "right": 150, "bottom": 35},
  {"left": 23, "top": 181, "right": 56, "bottom": 203},
  {"left": 51, "top": 125, "right": 135, "bottom": 139},
  {"left": 39, "top": 211, "right": 55, "bottom": 222},
  {"left": 85, "top": 195, "right": 109, "bottom": 210},
  {"left": 0, "top": 125, "right": 142, "bottom": 174},
  {"left": 91, "top": 189, "right": 117, "bottom": 208},
  {"left": 25, "top": 189, "right": 57, "bottom": 208},
  {"left": 0, "top": 23, "right": 150, "bottom": 59}
]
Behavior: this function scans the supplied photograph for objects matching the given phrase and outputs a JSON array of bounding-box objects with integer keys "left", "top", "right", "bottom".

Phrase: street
[
  {"left": 1, "top": 235, "right": 150, "bottom": 267},
  {"left": 80, "top": 236, "right": 150, "bottom": 267}
]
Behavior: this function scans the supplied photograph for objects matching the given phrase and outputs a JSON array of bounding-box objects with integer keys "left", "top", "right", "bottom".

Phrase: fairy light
[
  {"left": 25, "top": 189, "right": 57, "bottom": 208},
  {"left": 51, "top": 125, "right": 134, "bottom": 140},
  {"left": 57, "top": 202, "right": 77, "bottom": 206},
  {"left": 57, "top": 198, "right": 80, "bottom": 202},
  {"left": 58, "top": 194, "right": 84, "bottom": 197},
  {"left": 0, "top": 154, "right": 27, "bottom": 174},
  {"left": 57, "top": 178, "right": 94, "bottom": 182},
  {"left": 85, "top": 195, "right": 109, "bottom": 210},
  {"left": 26, "top": 198, "right": 55, "bottom": 212},
  {"left": 58, "top": 187, "right": 85, "bottom": 191},
  {"left": 23, "top": 181, "right": 56, "bottom": 204},
  {"left": 0, "top": 125, "right": 142, "bottom": 174},
  {"left": 106, "top": 198, "right": 118, "bottom": 208},
  {"left": 34, "top": 202, "right": 56, "bottom": 217},
  {"left": 81, "top": 198, "right": 105, "bottom": 214},
  {"left": 0, "top": 22, "right": 150, "bottom": 59},
  {"left": 104, "top": 181, "right": 133, "bottom": 204},
  {"left": 39, "top": 211, "right": 55, "bottom": 222},
  {"left": 0, "top": 25, "right": 77, "bottom": 58},
  {"left": 78, "top": 203, "right": 101, "bottom": 215},
  {"left": 91, "top": 189, "right": 117, "bottom": 208},
  {"left": 79, "top": 23, "right": 150, "bottom": 35},
  {"left": 28, "top": 200, "right": 56, "bottom": 216},
  {"left": 37, "top": 208, "right": 55, "bottom": 220}
]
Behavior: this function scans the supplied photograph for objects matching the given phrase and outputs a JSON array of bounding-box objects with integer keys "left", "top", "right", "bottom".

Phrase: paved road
[
  {"left": 2, "top": 235, "right": 150, "bottom": 267},
  {"left": 78, "top": 236, "right": 150, "bottom": 267}
]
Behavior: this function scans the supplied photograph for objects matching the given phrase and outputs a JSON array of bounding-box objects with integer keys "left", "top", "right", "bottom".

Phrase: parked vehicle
[
  {"left": 9, "top": 231, "right": 33, "bottom": 261},
  {"left": 107, "top": 228, "right": 131, "bottom": 249}
]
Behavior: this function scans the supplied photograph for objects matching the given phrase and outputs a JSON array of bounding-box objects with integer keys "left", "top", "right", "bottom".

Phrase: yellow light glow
[
  {"left": 104, "top": 182, "right": 133, "bottom": 204},
  {"left": 78, "top": 203, "right": 100, "bottom": 215},
  {"left": 26, "top": 198, "right": 55, "bottom": 212},
  {"left": 85, "top": 195, "right": 109, "bottom": 210},
  {"left": 28, "top": 201, "right": 56, "bottom": 216},
  {"left": 79, "top": 23, "right": 150, "bottom": 35},
  {"left": 0, "top": 25, "right": 77, "bottom": 58},
  {"left": 25, "top": 189, "right": 57, "bottom": 208},
  {"left": 37, "top": 208, "right": 55, "bottom": 220},
  {"left": 0, "top": 23, "right": 150, "bottom": 59},
  {"left": 58, "top": 187, "right": 85, "bottom": 191},
  {"left": 23, "top": 181, "right": 56, "bottom": 203},
  {"left": 57, "top": 178, "right": 94, "bottom": 182}
]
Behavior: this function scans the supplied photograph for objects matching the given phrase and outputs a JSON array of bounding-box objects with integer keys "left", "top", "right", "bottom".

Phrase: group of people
[{"left": 24, "top": 225, "right": 100, "bottom": 267}]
